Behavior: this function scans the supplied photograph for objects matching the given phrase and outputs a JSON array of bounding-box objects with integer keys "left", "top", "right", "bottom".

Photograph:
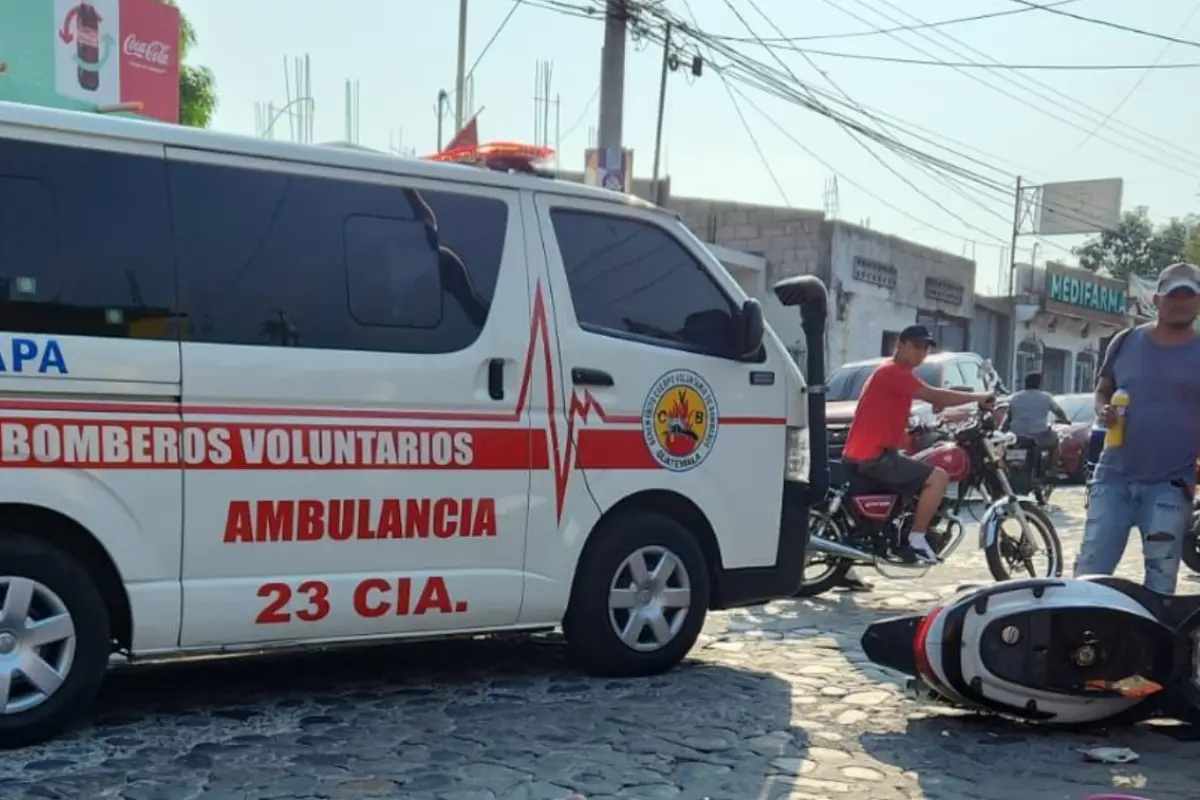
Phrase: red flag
[{"left": 444, "top": 116, "right": 479, "bottom": 152}]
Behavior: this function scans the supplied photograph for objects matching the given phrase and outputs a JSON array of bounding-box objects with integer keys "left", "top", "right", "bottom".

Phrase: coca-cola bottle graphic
[{"left": 76, "top": 3, "right": 101, "bottom": 92}]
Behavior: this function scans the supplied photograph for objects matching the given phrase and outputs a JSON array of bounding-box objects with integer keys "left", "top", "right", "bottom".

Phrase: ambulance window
[
  {"left": 550, "top": 210, "right": 737, "bottom": 356},
  {"left": 170, "top": 159, "right": 507, "bottom": 354},
  {"left": 344, "top": 215, "right": 442, "bottom": 329},
  {"left": 0, "top": 139, "right": 176, "bottom": 339}
]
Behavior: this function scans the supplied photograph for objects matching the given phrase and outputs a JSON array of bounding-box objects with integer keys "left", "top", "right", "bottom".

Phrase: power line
[
  {"left": 1058, "top": 0, "right": 1200, "bottom": 161},
  {"left": 679, "top": 0, "right": 789, "bottom": 205},
  {"left": 559, "top": 85, "right": 600, "bottom": 143},
  {"left": 522, "top": 0, "right": 1193, "bottom": 263},
  {"left": 727, "top": 0, "right": 1010, "bottom": 243},
  {"left": 775, "top": 48, "right": 1200, "bottom": 70},
  {"left": 467, "top": 0, "right": 522, "bottom": 78},
  {"left": 698, "top": 0, "right": 1082, "bottom": 44},
  {"left": 830, "top": 0, "right": 1200, "bottom": 175},
  {"left": 1006, "top": 0, "right": 1200, "bottom": 49}
]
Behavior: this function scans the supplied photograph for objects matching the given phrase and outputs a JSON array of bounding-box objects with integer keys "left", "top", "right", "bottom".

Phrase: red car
[{"left": 1051, "top": 393, "right": 1096, "bottom": 482}]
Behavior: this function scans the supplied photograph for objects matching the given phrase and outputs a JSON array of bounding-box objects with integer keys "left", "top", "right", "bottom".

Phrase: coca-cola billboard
[
  {"left": 117, "top": 0, "right": 180, "bottom": 123},
  {"left": 39, "top": 0, "right": 180, "bottom": 123}
]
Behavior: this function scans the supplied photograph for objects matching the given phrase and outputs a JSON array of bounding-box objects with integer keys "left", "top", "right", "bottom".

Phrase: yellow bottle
[{"left": 1105, "top": 389, "right": 1130, "bottom": 448}]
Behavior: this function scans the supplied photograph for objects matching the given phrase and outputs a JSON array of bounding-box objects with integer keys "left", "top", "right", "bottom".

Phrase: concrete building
[
  {"left": 1005, "top": 262, "right": 1126, "bottom": 394},
  {"left": 665, "top": 196, "right": 976, "bottom": 369}
]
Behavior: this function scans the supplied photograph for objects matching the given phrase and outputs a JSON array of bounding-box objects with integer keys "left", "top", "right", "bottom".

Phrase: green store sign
[{"left": 1047, "top": 271, "right": 1127, "bottom": 316}]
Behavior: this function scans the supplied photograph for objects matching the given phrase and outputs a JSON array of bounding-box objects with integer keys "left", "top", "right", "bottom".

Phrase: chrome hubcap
[
  {"left": 0, "top": 577, "right": 77, "bottom": 715},
  {"left": 608, "top": 546, "right": 692, "bottom": 653}
]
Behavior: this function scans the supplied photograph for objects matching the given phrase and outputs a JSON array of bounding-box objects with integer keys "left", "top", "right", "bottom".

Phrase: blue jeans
[{"left": 1073, "top": 481, "right": 1190, "bottom": 593}]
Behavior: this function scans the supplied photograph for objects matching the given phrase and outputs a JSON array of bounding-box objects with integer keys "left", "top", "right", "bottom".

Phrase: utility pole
[
  {"left": 1007, "top": 176, "right": 1024, "bottom": 296},
  {"left": 650, "top": 21, "right": 671, "bottom": 206},
  {"left": 454, "top": 0, "right": 469, "bottom": 132},
  {"left": 597, "top": 0, "right": 628, "bottom": 152}
]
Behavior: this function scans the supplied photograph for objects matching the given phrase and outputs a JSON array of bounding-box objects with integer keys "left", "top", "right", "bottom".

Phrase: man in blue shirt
[{"left": 1074, "top": 262, "right": 1200, "bottom": 593}]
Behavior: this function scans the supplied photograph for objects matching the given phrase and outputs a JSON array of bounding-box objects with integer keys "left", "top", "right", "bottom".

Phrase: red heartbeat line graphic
[{"left": 512, "top": 285, "right": 638, "bottom": 522}]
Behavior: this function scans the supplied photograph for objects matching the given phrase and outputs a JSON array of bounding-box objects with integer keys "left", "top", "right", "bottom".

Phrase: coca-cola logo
[{"left": 123, "top": 34, "right": 172, "bottom": 67}]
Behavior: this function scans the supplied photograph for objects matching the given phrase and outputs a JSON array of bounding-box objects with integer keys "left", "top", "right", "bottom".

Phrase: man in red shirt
[{"left": 843, "top": 325, "right": 994, "bottom": 564}]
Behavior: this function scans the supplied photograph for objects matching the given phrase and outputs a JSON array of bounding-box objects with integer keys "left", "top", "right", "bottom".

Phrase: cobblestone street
[{"left": 2, "top": 487, "right": 1196, "bottom": 800}]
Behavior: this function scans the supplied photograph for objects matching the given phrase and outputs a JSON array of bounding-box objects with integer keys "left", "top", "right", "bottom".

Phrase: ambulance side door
[
  {"left": 0, "top": 131, "right": 183, "bottom": 654},
  {"left": 168, "top": 150, "right": 531, "bottom": 647}
]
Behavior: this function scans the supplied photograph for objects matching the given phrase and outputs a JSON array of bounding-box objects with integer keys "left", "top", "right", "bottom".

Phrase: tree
[
  {"left": 1073, "top": 207, "right": 1198, "bottom": 280},
  {"left": 158, "top": 0, "right": 217, "bottom": 127}
]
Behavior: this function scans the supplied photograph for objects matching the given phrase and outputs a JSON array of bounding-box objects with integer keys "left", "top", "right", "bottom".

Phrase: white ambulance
[{"left": 0, "top": 102, "right": 826, "bottom": 747}]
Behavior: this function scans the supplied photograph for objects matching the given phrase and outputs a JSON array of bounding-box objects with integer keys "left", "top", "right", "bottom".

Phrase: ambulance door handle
[
  {"left": 487, "top": 358, "right": 505, "bottom": 401},
  {"left": 571, "top": 367, "right": 614, "bottom": 387}
]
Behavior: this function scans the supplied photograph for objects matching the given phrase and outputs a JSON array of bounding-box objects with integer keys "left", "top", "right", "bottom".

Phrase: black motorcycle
[
  {"left": 1002, "top": 435, "right": 1056, "bottom": 507},
  {"left": 861, "top": 576, "right": 1200, "bottom": 726}
]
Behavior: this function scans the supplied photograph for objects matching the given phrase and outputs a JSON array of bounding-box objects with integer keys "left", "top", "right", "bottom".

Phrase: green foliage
[
  {"left": 156, "top": 0, "right": 217, "bottom": 128},
  {"left": 1074, "top": 206, "right": 1200, "bottom": 280}
]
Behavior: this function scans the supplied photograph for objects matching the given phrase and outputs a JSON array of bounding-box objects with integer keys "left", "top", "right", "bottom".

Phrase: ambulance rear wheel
[
  {"left": 0, "top": 534, "right": 111, "bottom": 749},
  {"left": 563, "top": 511, "right": 709, "bottom": 677}
]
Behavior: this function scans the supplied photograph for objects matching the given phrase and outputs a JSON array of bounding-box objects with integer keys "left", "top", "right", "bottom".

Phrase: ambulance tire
[
  {"left": 563, "top": 511, "right": 710, "bottom": 678},
  {"left": 0, "top": 534, "right": 111, "bottom": 749}
]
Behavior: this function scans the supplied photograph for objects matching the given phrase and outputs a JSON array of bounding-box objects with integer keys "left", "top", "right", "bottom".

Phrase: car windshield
[
  {"left": 827, "top": 362, "right": 940, "bottom": 402},
  {"left": 1054, "top": 393, "right": 1094, "bottom": 424}
]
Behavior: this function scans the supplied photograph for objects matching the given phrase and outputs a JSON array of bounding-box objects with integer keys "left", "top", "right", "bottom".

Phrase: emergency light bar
[{"left": 425, "top": 141, "right": 554, "bottom": 174}]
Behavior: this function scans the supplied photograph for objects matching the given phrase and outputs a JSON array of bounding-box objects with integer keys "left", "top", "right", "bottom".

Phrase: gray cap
[{"left": 1157, "top": 262, "right": 1200, "bottom": 295}]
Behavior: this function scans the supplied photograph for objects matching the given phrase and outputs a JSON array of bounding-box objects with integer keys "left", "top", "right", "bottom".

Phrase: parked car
[
  {"left": 1052, "top": 393, "right": 1095, "bottom": 482},
  {"left": 825, "top": 351, "right": 1005, "bottom": 486}
]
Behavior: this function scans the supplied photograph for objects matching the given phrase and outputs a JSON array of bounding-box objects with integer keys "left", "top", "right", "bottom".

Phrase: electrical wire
[
  {"left": 677, "top": 0, "right": 1006, "bottom": 243},
  {"left": 774, "top": 49, "right": 1200, "bottom": 70},
  {"left": 1006, "top": 0, "right": 1200, "bottom": 49},
  {"left": 558, "top": 85, "right": 600, "bottom": 143},
  {"left": 440, "top": 0, "right": 524, "bottom": 110},
  {"left": 524, "top": 0, "right": 1194, "bottom": 265},
  {"left": 467, "top": 0, "right": 522, "bottom": 78},
  {"left": 699, "top": 1, "right": 1082, "bottom": 44},
  {"left": 678, "top": 0, "right": 790, "bottom": 205},
  {"left": 727, "top": 0, "right": 1010, "bottom": 243},
  {"left": 660, "top": 5, "right": 1193, "bottom": 265},
  {"left": 826, "top": 0, "right": 1200, "bottom": 175},
  {"left": 1058, "top": 0, "right": 1200, "bottom": 161}
]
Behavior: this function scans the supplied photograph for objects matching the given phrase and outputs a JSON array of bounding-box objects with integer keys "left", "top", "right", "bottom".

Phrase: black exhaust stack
[{"left": 772, "top": 275, "right": 829, "bottom": 503}]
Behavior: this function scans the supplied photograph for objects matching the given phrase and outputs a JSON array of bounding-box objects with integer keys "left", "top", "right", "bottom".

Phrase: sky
[{"left": 179, "top": 0, "right": 1200, "bottom": 293}]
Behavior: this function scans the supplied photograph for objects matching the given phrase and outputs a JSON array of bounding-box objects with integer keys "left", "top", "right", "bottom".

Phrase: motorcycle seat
[{"left": 843, "top": 465, "right": 896, "bottom": 496}]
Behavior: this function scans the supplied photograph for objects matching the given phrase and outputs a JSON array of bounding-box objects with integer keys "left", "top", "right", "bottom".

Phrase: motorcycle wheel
[
  {"left": 984, "top": 501, "right": 1063, "bottom": 582},
  {"left": 795, "top": 510, "right": 855, "bottom": 597},
  {"left": 1182, "top": 513, "right": 1200, "bottom": 574}
]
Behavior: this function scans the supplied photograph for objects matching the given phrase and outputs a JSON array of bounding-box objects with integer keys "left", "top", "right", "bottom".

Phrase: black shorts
[{"left": 849, "top": 449, "right": 933, "bottom": 497}]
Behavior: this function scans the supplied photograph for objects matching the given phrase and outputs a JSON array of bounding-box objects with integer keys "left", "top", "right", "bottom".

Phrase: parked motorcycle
[
  {"left": 1003, "top": 435, "right": 1056, "bottom": 507},
  {"left": 860, "top": 576, "right": 1200, "bottom": 726},
  {"left": 799, "top": 407, "right": 1064, "bottom": 596}
]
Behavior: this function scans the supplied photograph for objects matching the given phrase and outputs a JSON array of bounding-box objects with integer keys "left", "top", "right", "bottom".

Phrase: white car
[{"left": 0, "top": 102, "right": 822, "bottom": 746}]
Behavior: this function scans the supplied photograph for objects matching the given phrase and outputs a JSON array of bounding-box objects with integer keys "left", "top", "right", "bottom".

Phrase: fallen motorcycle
[
  {"left": 861, "top": 576, "right": 1200, "bottom": 726},
  {"left": 1184, "top": 502, "right": 1200, "bottom": 575},
  {"left": 798, "top": 408, "right": 1063, "bottom": 596}
]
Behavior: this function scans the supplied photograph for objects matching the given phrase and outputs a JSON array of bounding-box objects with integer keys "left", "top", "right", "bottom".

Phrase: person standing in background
[{"left": 1074, "top": 262, "right": 1200, "bottom": 593}]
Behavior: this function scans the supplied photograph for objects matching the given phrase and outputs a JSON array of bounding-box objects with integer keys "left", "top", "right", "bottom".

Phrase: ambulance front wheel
[
  {"left": 563, "top": 510, "right": 710, "bottom": 677},
  {"left": 0, "top": 534, "right": 111, "bottom": 749}
]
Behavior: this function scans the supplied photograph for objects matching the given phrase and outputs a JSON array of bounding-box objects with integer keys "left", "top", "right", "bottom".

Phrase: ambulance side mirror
[{"left": 737, "top": 299, "right": 764, "bottom": 360}]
